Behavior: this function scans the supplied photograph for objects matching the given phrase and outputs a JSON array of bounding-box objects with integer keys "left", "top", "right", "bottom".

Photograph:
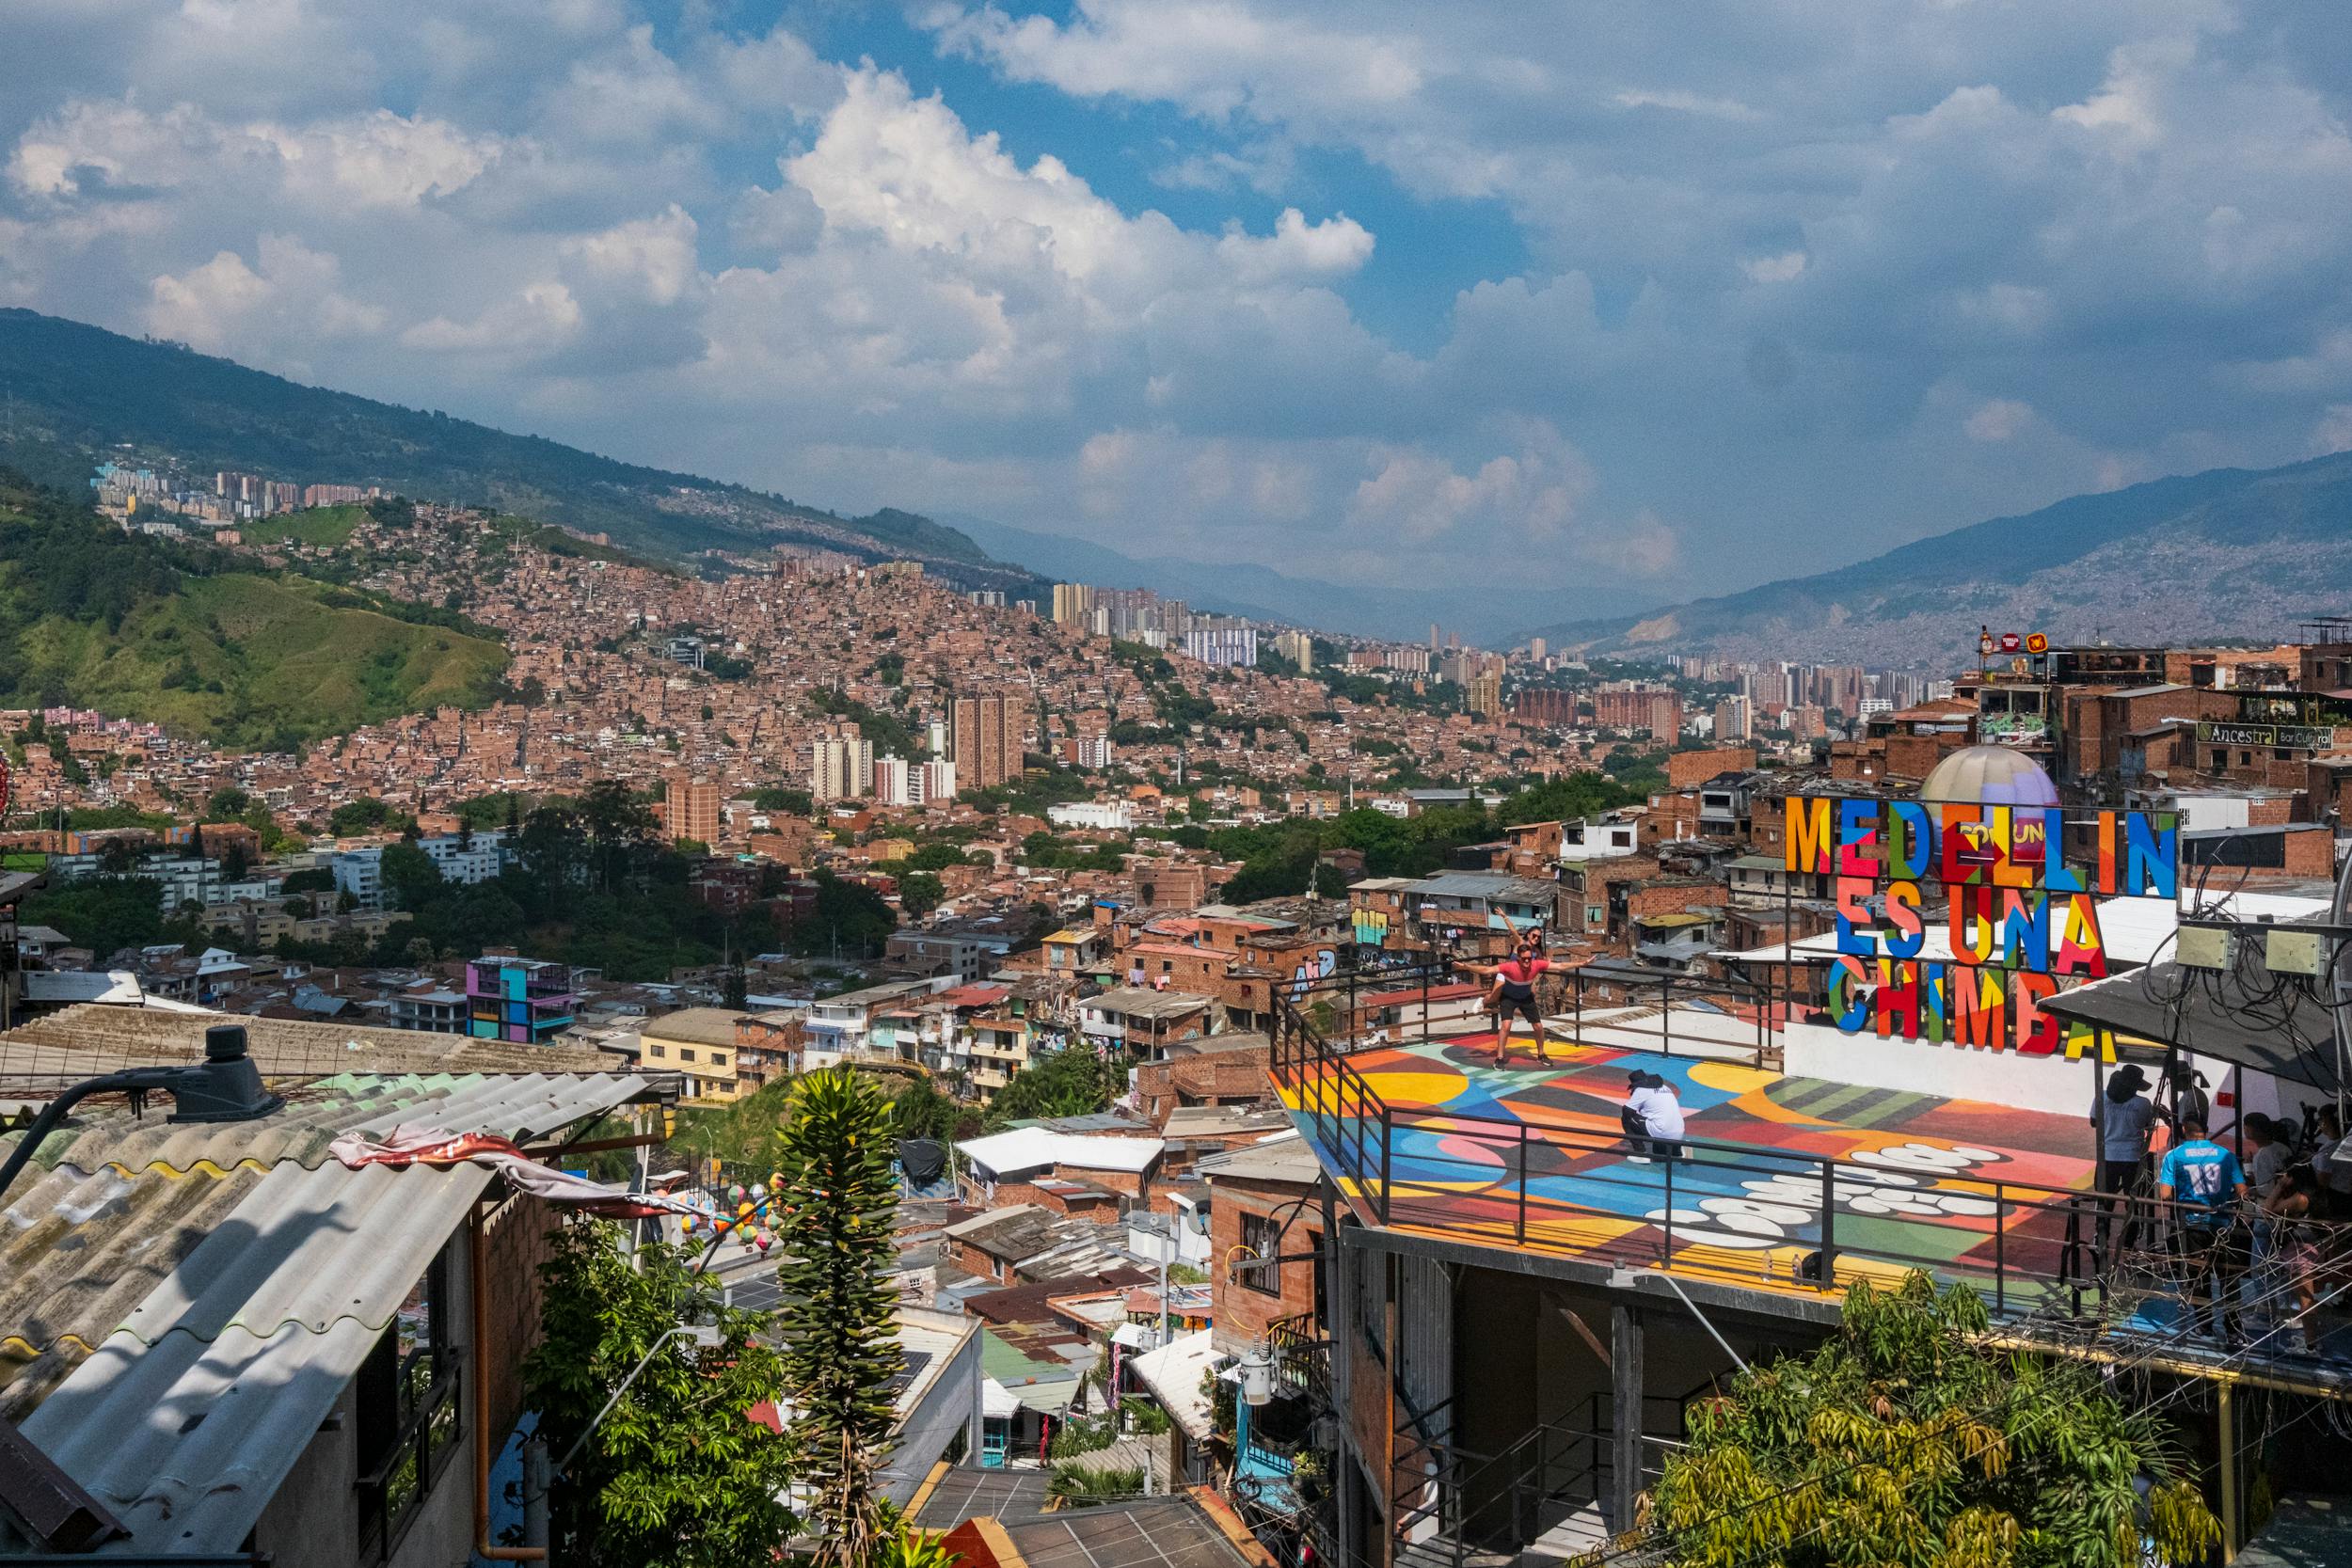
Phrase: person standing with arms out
[
  {"left": 2090, "top": 1064, "right": 2157, "bottom": 1265},
  {"left": 2157, "top": 1114, "right": 2249, "bottom": 1342},
  {"left": 1485, "top": 931, "right": 1553, "bottom": 1067}
]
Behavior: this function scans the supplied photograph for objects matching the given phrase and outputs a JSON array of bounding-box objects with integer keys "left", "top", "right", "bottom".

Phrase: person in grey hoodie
[{"left": 2090, "top": 1064, "right": 2156, "bottom": 1262}]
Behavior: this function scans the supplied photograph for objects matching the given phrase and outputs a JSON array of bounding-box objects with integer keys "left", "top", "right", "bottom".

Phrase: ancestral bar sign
[{"left": 1783, "top": 798, "right": 2178, "bottom": 1060}]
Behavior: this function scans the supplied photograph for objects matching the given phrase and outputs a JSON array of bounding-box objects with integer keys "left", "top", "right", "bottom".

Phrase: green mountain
[
  {"left": 1525, "top": 452, "right": 2352, "bottom": 667},
  {"left": 0, "top": 309, "right": 1040, "bottom": 590},
  {"left": 0, "top": 477, "right": 509, "bottom": 751}
]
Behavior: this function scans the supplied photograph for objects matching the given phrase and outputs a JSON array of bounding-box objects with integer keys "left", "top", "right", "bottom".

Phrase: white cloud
[
  {"left": 1964, "top": 399, "right": 2034, "bottom": 442},
  {"left": 1740, "top": 251, "right": 1806, "bottom": 284},
  {"left": 402, "top": 282, "right": 582, "bottom": 356},
  {"left": 2313, "top": 405, "right": 2352, "bottom": 456},
  {"left": 1614, "top": 88, "right": 1760, "bottom": 122},
  {"left": 148, "top": 234, "right": 385, "bottom": 355},
  {"left": 1347, "top": 420, "right": 1591, "bottom": 546},
  {"left": 563, "top": 205, "right": 701, "bottom": 307},
  {"left": 7, "top": 0, "right": 2352, "bottom": 615},
  {"left": 1586, "top": 508, "right": 1682, "bottom": 577}
]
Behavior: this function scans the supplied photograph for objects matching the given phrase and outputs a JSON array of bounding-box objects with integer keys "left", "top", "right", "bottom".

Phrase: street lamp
[{"left": 0, "top": 1024, "right": 282, "bottom": 1204}]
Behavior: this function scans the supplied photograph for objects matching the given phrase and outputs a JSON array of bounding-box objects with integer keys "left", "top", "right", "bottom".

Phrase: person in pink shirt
[{"left": 1485, "top": 932, "right": 1553, "bottom": 1066}]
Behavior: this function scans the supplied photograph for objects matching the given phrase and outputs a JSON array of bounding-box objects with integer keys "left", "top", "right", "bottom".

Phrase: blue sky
[{"left": 5, "top": 0, "right": 2350, "bottom": 616}]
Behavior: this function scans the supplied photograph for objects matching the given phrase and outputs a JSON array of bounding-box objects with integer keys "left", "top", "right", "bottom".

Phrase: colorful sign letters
[{"left": 1783, "top": 798, "right": 2178, "bottom": 1059}]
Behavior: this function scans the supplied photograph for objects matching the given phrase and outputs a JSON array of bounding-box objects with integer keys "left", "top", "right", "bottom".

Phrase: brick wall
[
  {"left": 479, "top": 1195, "right": 561, "bottom": 1442},
  {"left": 1135, "top": 1047, "right": 1273, "bottom": 1125},
  {"left": 1665, "top": 747, "right": 1756, "bottom": 789},
  {"left": 987, "top": 1180, "right": 1122, "bottom": 1223},
  {"left": 1207, "top": 1175, "right": 1320, "bottom": 1352}
]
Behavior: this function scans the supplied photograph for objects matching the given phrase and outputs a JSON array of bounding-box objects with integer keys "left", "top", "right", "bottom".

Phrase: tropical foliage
[
  {"left": 521, "top": 1224, "right": 796, "bottom": 1568},
  {"left": 1645, "top": 1272, "right": 2222, "bottom": 1568},
  {"left": 772, "top": 1067, "right": 906, "bottom": 1568}
]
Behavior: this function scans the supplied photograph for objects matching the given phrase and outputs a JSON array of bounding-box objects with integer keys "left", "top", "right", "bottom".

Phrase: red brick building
[{"left": 1199, "top": 1134, "right": 1325, "bottom": 1355}]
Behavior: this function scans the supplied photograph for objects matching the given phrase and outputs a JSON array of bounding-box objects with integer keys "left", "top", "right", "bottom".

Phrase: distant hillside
[
  {"left": 0, "top": 477, "right": 509, "bottom": 750},
  {"left": 0, "top": 309, "right": 1041, "bottom": 592},
  {"left": 948, "top": 515, "right": 1659, "bottom": 644},
  {"left": 1525, "top": 453, "right": 2352, "bottom": 666}
]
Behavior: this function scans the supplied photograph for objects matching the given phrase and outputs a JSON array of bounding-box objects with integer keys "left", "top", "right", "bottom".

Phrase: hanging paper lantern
[
  {"left": 751, "top": 1183, "right": 767, "bottom": 1200},
  {"left": 755, "top": 1232, "right": 772, "bottom": 1251},
  {"left": 729, "top": 1183, "right": 745, "bottom": 1201},
  {"left": 715, "top": 1217, "right": 732, "bottom": 1233},
  {"left": 680, "top": 1214, "right": 696, "bottom": 1233}
]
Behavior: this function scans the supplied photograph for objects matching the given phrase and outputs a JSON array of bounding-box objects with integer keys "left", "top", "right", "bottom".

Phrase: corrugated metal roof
[
  {"left": 0, "top": 1004, "right": 619, "bottom": 1081},
  {"left": 0, "top": 1069, "right": 654, "bottom": 1555},
  {"left": 17, "top": 1161, "right": 491, "bottom": 1553},
  {"left": 1406, "top": 871, "right": 1561, "bottom": 903},
  {"left": 5, "top": 1071, "right": 652, "bottom": 1180}
]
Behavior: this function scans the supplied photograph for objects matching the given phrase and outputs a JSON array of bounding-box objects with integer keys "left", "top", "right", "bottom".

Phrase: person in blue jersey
[{"left": 2156, "top": 1114, "right": 2249, "bottom": 1341}]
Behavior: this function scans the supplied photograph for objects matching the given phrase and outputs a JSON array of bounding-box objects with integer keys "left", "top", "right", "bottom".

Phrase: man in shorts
[{"left": 1485, "top": 934, "right": 1553, "bottom": 1067}]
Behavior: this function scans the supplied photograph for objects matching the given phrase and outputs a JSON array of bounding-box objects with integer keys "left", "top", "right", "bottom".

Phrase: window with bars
[{"left": 355, "top": 1239, "right": 463, "bottom": 1561}]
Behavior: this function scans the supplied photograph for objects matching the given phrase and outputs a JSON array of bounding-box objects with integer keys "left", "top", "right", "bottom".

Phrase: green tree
[
  {"left": 378, "top": 841, "right": 443, "bottom": 911},
  {"left": 722, "top": 961, "right": 749, "bottom": 1010},
  {"left": 19, "top": 875, "right": 172, "bottom": 958},
  {"left": 520, "top": 1223, "right": 796, "bottom": 1568},
  {"left": 327, "top": 797, "right": 397, "bottom": 835},
  {"left": 891, "top": 1076, "right": 961, "bottom": 1143},
  {"left": 752, "top": 785, "right": 814, "bottom": 816},
  {"left": 771, "top": 1068, "right": 904, "bottom": 1568},
  {"left": 898, "top": 870, "right": 945, "bottom": 919},
  {"left": 206, "top": 785, "right": 251, "bottom": 818},
  {"left": 984, "top": 1047, "right": 1115, "bottom": 1130},
  {"left": 1647, "top": 1272, "right": 2221, "bottom": 1568}
]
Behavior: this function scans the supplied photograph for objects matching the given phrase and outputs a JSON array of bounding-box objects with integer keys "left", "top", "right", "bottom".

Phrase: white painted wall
[{"left": 1780, "top": 1015, "right": 2102, "bottom": 1119}]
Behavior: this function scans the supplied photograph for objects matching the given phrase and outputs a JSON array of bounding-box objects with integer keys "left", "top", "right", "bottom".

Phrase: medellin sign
[{"left": 1783, "top": 798, "right": 2178, "bottom": 1061}]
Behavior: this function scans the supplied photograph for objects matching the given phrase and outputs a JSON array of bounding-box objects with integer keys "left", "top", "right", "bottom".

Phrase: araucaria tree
[
  {"left": 772, "top": 1066, "right": 905, "bottom": 1567},
  {"left": 1648, "top": 1271, "right": 2221, "bottom": 1568},
  {"left": 521, "top": 1222, "right": 796, "bottom": 1568}
]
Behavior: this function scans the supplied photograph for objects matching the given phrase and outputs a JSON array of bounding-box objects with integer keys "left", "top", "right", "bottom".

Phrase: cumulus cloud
[
  {"left": 1347, "top": 420, "right": 1591, "bottom": 546},
  {"left": 5, "top": 0, "right": 2352, "bottom": 615}
]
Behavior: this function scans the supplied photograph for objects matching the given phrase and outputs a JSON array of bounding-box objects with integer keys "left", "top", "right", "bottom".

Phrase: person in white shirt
[
  {"left": 1642, "top": 1076, "right": 1687, "bottom": 1162},
  {"left": 1622, "top": 1069, "right": 1661, "bottom": 1161},
  {"left": 2315, "top": 1105, "right": 2351, "bottom": 1207},
  {"left": 1621, "top": 1070, "right": 1685, "bottom": 1163}
]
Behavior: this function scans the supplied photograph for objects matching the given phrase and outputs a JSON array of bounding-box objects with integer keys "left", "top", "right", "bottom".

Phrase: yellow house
[{"left": 639, "top": 1006, "right": 755, "bottom": 1104}]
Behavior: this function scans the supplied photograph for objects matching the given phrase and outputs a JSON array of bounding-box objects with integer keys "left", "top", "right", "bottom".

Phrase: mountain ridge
[
  {"left": 947, "top": 514, "right": 1659, "bottom": 643},
  {"left": 1523, "top": 452, "right": 2352, "bottom": 666},
  {"left": 0, "top": 309, "right": 1040, "bottom": 593}
]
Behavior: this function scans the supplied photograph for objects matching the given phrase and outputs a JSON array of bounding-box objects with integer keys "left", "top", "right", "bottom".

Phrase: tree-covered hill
[
  {"left": 0, "top": 475, "right": 509, "bottom": 750},
  {"left": 0, "top": 308, "right": 1042, "bottom": 591}
]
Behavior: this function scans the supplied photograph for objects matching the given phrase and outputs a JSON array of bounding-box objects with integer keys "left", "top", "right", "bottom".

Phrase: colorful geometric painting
[{"left": 1277, "top": 1024, "right": 2101, "bottom": 1311}]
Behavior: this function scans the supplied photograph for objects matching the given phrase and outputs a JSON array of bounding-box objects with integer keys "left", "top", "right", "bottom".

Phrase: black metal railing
[{"left": 1271, "top": 983, "right": 2352, "bottom": 1373}]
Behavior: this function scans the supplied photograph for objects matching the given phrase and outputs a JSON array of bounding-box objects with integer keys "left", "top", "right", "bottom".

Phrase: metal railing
[{"left": 1270, "top": 981, "right": 2352, "bottom": 1368}]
